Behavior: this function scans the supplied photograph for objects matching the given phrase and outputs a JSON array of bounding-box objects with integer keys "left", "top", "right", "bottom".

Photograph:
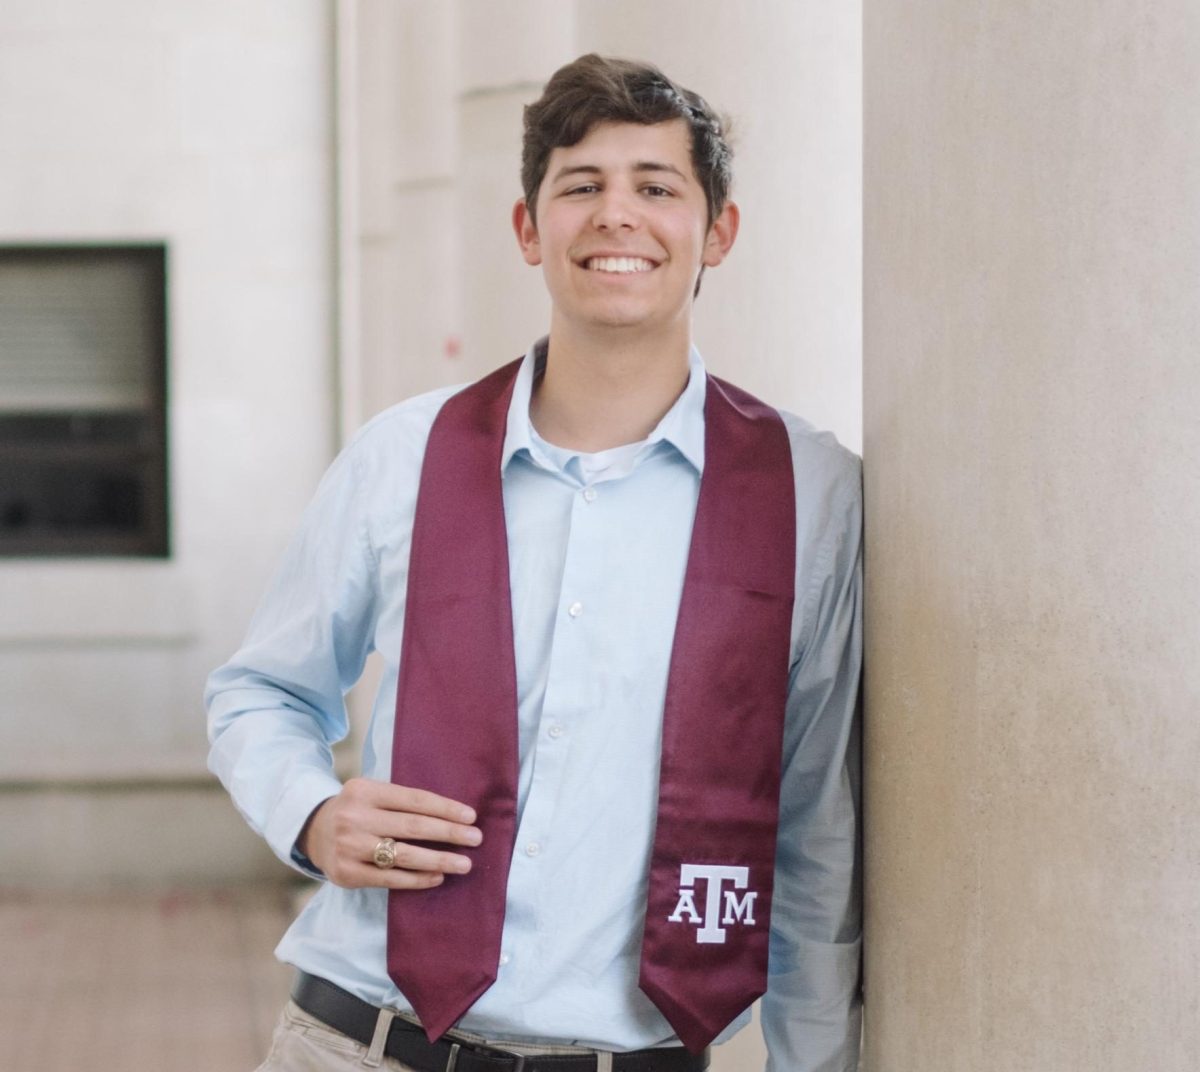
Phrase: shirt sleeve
[
  {"left": 761, "top": 450, "right": 863, "bottom": 1072},
  {"left": 204, "top": 441, "right": 380, "bottom": 876}
]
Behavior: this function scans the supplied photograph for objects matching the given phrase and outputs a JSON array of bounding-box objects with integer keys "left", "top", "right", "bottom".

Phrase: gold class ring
[{"left": 373, "top": 837, "right": 397, "bottom": 869}]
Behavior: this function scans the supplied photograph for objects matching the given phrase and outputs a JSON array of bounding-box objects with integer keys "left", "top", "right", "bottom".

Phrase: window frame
[{"left": 0, "top": 242, "right": 170, "bottom": 558}]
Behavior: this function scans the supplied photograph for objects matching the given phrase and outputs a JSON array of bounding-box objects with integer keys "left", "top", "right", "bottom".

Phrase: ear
[
  {"left": 702, "top": 200, "right": 740, "bottom": 268},
  {"left": 512, "top": 199, "right": 542, "bottom": 266}
]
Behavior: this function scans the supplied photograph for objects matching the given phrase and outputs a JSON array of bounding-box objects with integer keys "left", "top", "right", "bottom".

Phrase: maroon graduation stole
[{"left": 387, "top": 358, "right": 796, "bottom": 1053}]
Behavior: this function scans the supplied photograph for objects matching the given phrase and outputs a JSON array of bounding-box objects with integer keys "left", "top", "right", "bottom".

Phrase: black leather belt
[{"left": 291, "top": 972, "right": 710, "bottom": 1072}]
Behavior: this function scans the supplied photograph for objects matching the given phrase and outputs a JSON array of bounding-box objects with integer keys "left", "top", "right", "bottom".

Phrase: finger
[
  {"left": 343, "top": 863, "right": 448, "bottom": 891},
  {"left": 377, "top": 868, "right": 447, "bottom": 891},
  {"left": 367, "top": 782, "right": 477, "bottom": 825},
  {"left": 359, "top": 833, "right": 473, "bottom": 875},
  {"left": 382, "top": 812, "right": 483, "bottom": 848}
]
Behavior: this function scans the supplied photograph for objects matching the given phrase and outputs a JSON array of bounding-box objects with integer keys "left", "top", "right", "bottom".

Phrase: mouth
[{"left": 581, "top": 255, "right": 658, "bottom": 274}]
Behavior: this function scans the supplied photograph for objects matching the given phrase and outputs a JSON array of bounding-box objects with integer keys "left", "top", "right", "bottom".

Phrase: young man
[{"left": 207, "top": 54, "right": 861, "bottom": 1072}]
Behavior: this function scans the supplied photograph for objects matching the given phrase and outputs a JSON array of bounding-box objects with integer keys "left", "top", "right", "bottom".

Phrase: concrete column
[
  {"left": 348, "top": 0, "right": 461, "bottom": 423},
  {"left": 864, "top": 3, "right": 1200, "bottom": 1069},
  {"left": 455, "top": 0, "right": 575, "bottom": 376}
]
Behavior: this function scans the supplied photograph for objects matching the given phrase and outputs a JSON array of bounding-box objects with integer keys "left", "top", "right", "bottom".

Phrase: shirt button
[
  {"left": 567, "top": 601, "right": 584, "bottom": 618},
  {"left": 548, "top": 724, "right": 563, "bottom": 739},
  {"left": 525, "top": 842, "right": 541, "bottom": 857},
  {"left": 582, "top": 487, "right": 597, "bottom": 503},
  {"left": 499, "top": 952, "right": 511, "bottom": 966}
]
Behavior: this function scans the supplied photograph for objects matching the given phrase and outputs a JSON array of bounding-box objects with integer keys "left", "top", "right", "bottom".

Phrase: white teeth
[{"left": 586, "top": 256, "right": 654, "bottom": 273}]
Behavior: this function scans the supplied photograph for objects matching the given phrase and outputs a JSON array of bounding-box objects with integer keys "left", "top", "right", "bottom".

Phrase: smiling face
[{"left": 513, "top": 119, "right": 738, "bottom": 344}]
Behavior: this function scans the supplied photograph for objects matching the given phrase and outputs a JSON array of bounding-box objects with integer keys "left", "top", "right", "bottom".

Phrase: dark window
[{"left": 0, "top": 245, "right": 168, "bottom": 557}]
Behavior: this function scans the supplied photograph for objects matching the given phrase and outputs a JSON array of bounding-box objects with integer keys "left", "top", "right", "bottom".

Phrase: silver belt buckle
[
  {"left": 445, "top": 1040, "right": 527, "bottom": 1072},
  {"left": 483, "top": 1044, "right": 526, "bottom": 1072},
  {"left": 492, "top": 1046, "right": 525, "bottom": 1070}
]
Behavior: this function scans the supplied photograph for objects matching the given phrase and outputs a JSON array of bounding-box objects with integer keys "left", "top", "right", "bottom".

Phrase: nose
[{"left": 590, "top": 188, "right": 639, "bottom": 232}]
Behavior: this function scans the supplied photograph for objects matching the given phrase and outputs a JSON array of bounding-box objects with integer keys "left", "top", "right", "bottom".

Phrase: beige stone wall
[
  {"left": 864, "top": 3, "right": 1200, "bottom": 1068},
  {"left": 0, "top": 1, "right": 335, "bottom": 883}
]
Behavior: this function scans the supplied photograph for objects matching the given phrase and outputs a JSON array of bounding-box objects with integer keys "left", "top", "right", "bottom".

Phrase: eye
[
  {"left": 642, "top": 184, "right": 674, "bottom": 198},
  {"left": 564, "top": 183, "right": 600, "bottom": 196}
]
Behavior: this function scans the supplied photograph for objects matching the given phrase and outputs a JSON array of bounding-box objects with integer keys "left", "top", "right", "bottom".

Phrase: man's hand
[{"left": 297, "top": 777, "right": 482, "bottom": 889}]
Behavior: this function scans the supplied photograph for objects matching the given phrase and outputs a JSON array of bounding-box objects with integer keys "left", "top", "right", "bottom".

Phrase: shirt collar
[{"left": 501, "top": 337, "right": 707, "bottom": 475}]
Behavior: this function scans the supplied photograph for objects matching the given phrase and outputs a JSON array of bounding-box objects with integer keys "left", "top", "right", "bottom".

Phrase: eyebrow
[{"left": 549, "top": 161, "right": 689, "bottom": 184}]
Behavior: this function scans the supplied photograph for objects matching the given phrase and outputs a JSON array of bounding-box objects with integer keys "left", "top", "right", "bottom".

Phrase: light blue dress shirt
[{"left": 206, "top": 340, "right": 862, "bottom": 1071}]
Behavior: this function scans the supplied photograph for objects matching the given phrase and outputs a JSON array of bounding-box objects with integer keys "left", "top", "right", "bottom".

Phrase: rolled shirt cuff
[{"left": 266, "top": 767, "right": 345, "bottom": 878}]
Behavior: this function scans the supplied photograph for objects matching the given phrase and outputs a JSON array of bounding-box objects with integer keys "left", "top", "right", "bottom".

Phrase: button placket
[{"left": 510, "top": 470, "right": 603, "bottom": 898}]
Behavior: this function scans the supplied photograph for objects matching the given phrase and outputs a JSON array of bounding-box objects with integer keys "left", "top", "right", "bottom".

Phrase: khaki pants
[
  {"left": 257, "top": 1001, "right": 618, "bottom": 1071},
  {"left": 257, "top": 1003, "right": 417, "bottom": 1071}
]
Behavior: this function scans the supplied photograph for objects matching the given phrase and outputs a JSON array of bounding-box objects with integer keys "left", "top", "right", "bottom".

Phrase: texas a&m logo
[{"left": 666, "top": 863, "right": 758, "bottom": 944}]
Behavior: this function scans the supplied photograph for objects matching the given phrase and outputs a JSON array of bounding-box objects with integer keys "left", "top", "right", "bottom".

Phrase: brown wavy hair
[{"left": 521, "top": 54, "right": 733, "bottom": 227}]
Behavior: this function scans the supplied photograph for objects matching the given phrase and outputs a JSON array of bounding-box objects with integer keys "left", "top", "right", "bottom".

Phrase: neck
[{"left": 530, "top": 320, "right": 693, "bottom": 452}]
